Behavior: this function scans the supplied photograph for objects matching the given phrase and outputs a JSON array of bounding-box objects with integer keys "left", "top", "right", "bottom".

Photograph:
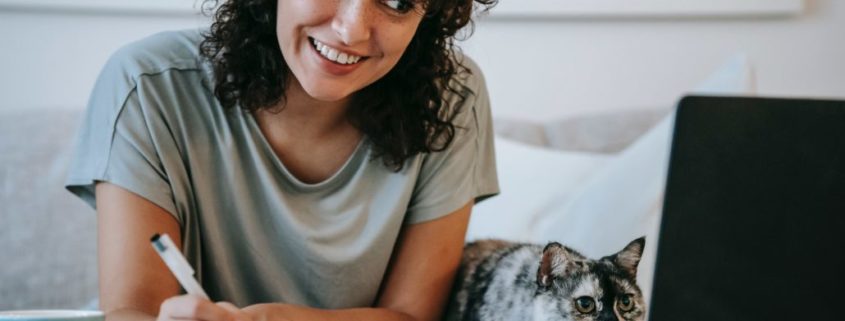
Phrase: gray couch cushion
[
  {"left": 0, "top": 108, "right": 97, "bottom": 309},
  {"left": 494, "top": 107, "right": 670, "bottom": 154}
]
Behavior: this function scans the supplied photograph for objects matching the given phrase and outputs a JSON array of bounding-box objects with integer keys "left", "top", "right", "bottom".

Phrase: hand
[{"left": 156, "top": 295, "right": 252, "bottom": 321}]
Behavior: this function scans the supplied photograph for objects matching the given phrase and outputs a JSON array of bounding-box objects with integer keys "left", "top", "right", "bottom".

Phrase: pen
[{"left": 150, "top": 233, "right": 210, "bottom": 300}]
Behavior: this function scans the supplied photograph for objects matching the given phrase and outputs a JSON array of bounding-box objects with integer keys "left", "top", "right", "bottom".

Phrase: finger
[
  {"left": 215, "top": 302, "right": 239, "bottom": 313},
  {"left": 160, "top": 295, "right": 234, "bottom": 321},
  {"left": 215, "top": 302, "right": 250, "bottom": 321}
]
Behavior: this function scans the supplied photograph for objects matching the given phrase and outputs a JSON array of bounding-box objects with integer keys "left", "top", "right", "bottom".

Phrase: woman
[{"left": 65, "top": 0, "right": 498, "bottom": 320}]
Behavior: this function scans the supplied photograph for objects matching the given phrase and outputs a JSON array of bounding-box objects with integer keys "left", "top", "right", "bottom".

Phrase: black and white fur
[{"left": 445, "top": 237, "right": 647, "bottom": 321}]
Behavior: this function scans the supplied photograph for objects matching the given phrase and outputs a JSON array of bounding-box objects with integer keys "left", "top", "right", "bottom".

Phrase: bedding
[{"left": 470, "top": 54, "right": 756, "bottom": 304}]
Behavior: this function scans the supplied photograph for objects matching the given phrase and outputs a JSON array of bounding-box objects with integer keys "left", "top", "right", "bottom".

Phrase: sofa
[
  {"left": 0, "top": 55, "right": 753, "bottom": 310},
  {"left": 0, "top": 108, "right": 98, "bottom": 309},
  {"left": 0, "top": 107, "right": 669, "bottom": 310}
]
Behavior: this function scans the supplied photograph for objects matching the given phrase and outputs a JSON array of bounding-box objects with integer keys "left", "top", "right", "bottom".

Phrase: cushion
[
  {"left": 468, "top": 137, "right": 610, "bottom": 242},
  {"left": 471, "top": 53, "right": 757, "bottom": 304},
  {"left": 0, "top": 108, "right": 97, "bottom": 309}
]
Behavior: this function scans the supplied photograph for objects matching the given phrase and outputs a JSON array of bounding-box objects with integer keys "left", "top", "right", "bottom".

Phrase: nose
[{"left": 331, "top": 0, "right": 372, "bottom": 46}]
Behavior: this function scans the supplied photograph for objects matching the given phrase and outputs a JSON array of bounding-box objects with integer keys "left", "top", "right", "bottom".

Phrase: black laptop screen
[{"left": 649, "top": 96, "right": 845, "bottom": 321}]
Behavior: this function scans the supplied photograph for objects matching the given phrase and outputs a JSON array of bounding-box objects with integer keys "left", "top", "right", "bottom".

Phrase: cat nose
[{"left": 595, "top": 308, "right": 621, "bottom": 321}]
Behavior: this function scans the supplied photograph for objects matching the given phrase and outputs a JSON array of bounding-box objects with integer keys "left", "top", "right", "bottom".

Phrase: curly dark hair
[{"left": 199, "top": 0, "right": 497, "bottom": 170}]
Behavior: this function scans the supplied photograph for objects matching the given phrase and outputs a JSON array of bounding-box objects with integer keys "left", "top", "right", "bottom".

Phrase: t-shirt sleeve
[
  {"left": 404, "top": 57, "right": 500, "bottom": 224},
  {"left": 64, "top": 48, "right": 182, "bottom": 224}
]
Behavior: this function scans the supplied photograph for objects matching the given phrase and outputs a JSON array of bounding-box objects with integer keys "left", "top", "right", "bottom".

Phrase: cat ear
[
  {"left": 537, "top": 242, "right": 584, "bottom": 288},
  {"left": 613, "top": 237, "right": 646, "bottom": 278}
]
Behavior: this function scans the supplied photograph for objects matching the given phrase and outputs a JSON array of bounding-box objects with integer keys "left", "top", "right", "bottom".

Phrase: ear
[
  {"left": 536, "top": 242, "right": 584, "bottom": 288},
  {"left": 613, "top": 237, "right": 646, "bottom": 278}
]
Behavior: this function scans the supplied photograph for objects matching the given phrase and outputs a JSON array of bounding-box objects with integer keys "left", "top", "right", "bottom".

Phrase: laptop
[{"left": 648, "top": 96, "right": 845, "bottom": 320}]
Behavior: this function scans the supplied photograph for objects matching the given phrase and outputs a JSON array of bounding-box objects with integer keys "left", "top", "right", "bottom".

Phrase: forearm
[
  {"left": 244, "top": 303, "right": 418, "bottom": 321},
  {"left": 104, "top": 308, "right": 157, "bottom": 321}
]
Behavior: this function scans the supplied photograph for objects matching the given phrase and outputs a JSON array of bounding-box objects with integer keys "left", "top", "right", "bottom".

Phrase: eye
[
  {"left": 382, "top": 0, "right": 417, "bottom": 14},
  {"left": 617, "top": 294, "right": 635, "bottom": 312},
  {"left": 573, "top": 296, "right": 596, "bottom": 314}
]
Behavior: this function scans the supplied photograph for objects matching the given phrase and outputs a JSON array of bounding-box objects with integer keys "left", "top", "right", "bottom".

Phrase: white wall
[
  {"left": 0, "top": 9, "right": 207, "bottom": 110},
  {"left": 465, "top": 0, "right": 845, "bottom": 120},
  {"left": 0, "top": 0, "right": 843, "bottom": 121}
]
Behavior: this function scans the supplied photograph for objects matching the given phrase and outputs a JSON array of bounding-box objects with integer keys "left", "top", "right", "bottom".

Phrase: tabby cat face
[{"left": 534, "top": 237, "right": 646, "bottom": 321}]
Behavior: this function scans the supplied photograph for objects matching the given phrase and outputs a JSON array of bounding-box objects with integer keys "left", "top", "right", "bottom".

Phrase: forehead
[
  {"left": 558, "top": 265, "right": 637, "bottom": 298},
  {"left": 570, "top": 274, "right": 604, "bottom": 298}
]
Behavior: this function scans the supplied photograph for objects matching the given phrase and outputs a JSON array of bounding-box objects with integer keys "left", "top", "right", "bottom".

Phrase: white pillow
[
  {"left": 536, "top": 53, "right": 756, "bottom": 303},
  {"left": 536, "top": 113, "right": 673, "bottom": 302},
  {"left": 470, "top": 53, "right": 756, "bottom": 304},
  {"left": 468, "top": 137, "right": 610, "bottom": 243}
]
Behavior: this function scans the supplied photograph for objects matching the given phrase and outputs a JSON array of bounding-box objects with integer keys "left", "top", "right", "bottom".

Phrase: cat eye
[
  {"left": 617, "top": 294, "right": 635, "bottom": 312},
  {"left": 574, "top": 296, "right": 596, "bottom": 314}
]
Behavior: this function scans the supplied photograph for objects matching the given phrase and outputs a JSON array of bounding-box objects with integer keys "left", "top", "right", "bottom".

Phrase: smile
[{"left": 310, "top": 37, "right": 364, "bottom": 65}]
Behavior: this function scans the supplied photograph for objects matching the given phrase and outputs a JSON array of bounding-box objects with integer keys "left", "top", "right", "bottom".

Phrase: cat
[{"left": 445, "top": 237, "right": 646, "bottom": 321}]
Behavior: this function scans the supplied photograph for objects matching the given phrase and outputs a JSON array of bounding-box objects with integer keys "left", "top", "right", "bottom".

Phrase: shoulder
[
  {"left": 101, "top": 28, "right": 209, "bottom": 86},
  {"left": 455, "top": 54, "right": 488, "bottom": 98},
  {"left": 442, "top": 53, "right": 492, "bottom": 128},
  {"left": 86, "top": 29, "right": 219, "bottom": 141},
  {"left": 91, "top": 28, "right": 217, "bottom": 111}
]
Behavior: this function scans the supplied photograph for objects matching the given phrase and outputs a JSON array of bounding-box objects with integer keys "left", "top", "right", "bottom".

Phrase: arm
[
  {"left": 99, "top": 180, "right": 471, "bottom": 321},
  {"left": 98, "top": 182, "right": 251, "bottom": 321},
  {"left": 96, "top": 182, "right": 182, "bottom": 321},
  {"left": 244, "top": 201, "right": 473, "bottom": 321}
]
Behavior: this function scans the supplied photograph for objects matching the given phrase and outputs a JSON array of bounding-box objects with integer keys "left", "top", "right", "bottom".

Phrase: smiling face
[{"left": 276, "top": 0, "right": 425, "bottom": 103}]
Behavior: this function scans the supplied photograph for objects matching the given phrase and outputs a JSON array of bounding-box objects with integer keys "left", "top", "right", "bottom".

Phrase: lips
[
  {"left": 309, "top": 37, "right": 365, "bottom": 65},
  {"left": 307, "top": 37, "right": 368, "bottom": 76}
]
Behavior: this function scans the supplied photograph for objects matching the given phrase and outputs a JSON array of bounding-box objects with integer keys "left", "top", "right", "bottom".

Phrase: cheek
[
  {"left": 374, "top": 29, "right": 419, "bottom": 73},
  {"left": 279, "top": 0, "right": 322, "bottom": 17},
  {"left": 275, "top": 3, "right": 295, "bottom": 47},
  {"left": 276, "top": 0, "right": 329, "bottom": 39},
  {"left": 379, "top": 15, "right": 423, "bottom": 56}
]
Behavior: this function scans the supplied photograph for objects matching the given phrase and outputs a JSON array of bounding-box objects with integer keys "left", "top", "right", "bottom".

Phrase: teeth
[{"left": 311, "top": 38, "right": 362, "bottom": 65}]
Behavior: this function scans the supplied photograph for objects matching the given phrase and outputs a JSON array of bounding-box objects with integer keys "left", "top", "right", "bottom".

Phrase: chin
[
  {"left": 305, "top": 88, "right": 352, "bottom": 102},
  {"left": 300, "top": 80, "right": 358, "bottom": 102}
]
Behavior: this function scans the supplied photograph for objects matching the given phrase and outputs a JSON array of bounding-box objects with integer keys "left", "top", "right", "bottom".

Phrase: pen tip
[{"left": 150, "top": 233, "right": 161, "bottom": 242}]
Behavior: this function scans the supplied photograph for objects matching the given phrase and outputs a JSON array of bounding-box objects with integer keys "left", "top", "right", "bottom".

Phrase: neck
[{"left": 256, "top": 76, "right": 356, "bottom": 140}]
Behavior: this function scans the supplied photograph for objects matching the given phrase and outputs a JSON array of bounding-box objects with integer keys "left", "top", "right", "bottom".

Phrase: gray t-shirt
[{"left": 65, "top": 29, "right": 499, "bottom": 308}]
